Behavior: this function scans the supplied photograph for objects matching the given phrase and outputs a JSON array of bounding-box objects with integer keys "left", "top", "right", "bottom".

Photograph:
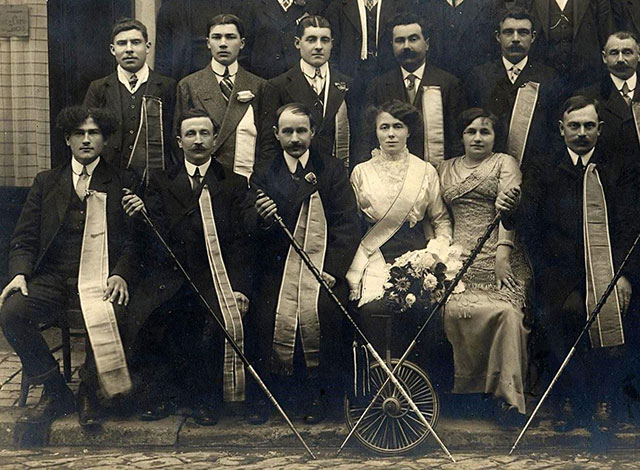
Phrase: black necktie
[
  {"left": 192, "top": 168, "right": 203, "bottom": 196},
  {"left": 292, "top": 161, "right": 305, "bottom": 181},
  {"left": 575, "top": 158, "right": 585, "bottom": 172}
]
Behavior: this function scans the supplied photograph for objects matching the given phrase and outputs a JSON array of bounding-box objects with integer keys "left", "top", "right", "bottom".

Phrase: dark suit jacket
[
  {"left": 325, "top": 0, "right": 412, "bottom": 78},
  {"left": 243, "top": 151, "right": 360, "bottom": 370},
  {"left": 125, "top": 160, "right": 251, "bottom": 340},
  {"left": 613, "top": 0, "right": 640, "bottom": 37},
  {"left": 261, "top": 65, "right": 353, "bottom": 164},
  {"left": 175, "top": 65, "right": 269, "bottom": 175},
  {"left": 362, "top": 64, "right": 465, "bottom": 163},
  {"left": 8, "top": 159, "right": 137, "bottom": 286},
  {"left": 579, "top": 74, "right": 640, "bottom": 161},
  {"left": 524, "top": 0, "right": 614, "bottom": 88},
  {"left": 517, "top": 147, "right": 640, "bottom": 311},
  {"left": 466, "top": 59, "right": 563, "bottom": 170},
  {"left": 154, "top": 0, "right": 240, "bottom": 82},
  {"left": 243, "top": 0, "right": 327, "bottom": 79},
  {"left": 83, "top": 70, "right": 177, "bottom": 169},
  {"left": 420, "top": 0, "right": 503, "bottom": 78}
]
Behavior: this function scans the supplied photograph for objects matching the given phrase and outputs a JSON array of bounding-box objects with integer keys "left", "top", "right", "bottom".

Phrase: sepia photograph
[{"left": 0, "top": 0, "right": 639, "bottom": 468}]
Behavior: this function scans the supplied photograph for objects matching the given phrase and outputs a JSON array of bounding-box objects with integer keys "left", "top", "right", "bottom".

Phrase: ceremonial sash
[
  {"left": 272, "top": 192, "right": 327, "bottom": 373},
  {"left": 631, "top": 101, "right": 640, "bottom": 147},
  {"left": 357, "top": 0, "right": 382, "bottom": 60},
  {"left": 583, "top": 164, "right": 624, "bottom": 348},
  {"left": 127, "top": 96, "right": 165, "bottom": 184},
  {"left": 233, "top": 105, "right": 257, "bottom": 180},
  {"left": 78, "top": 191, "right": 131, "bottom": 397},
  {"left": 334, "top": 100, "right": 350, "bottom": 169},
  {"left": 199, "top": 186, "right": 245, "bottom": 401},
  {"left": 346, "top": 156, "right": 426, "bottom": 305},
  {"left": 507, "top": 81, "right": 539, "bottom": 165},
  {"left": 421, "top": 86, "right": 445, "bottom": 167}
]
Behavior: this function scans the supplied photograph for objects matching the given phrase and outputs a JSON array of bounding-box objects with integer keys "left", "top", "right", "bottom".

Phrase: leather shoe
[
  {"left": 18, "top": 385, "right": 75, "bottom": 424},
  {"left": 78, "top": 393, "right": 103, "bottom": 427},
  {"left": 193, "top": 404, "right": 220, "bottom": 426},
  {"left": 139, "top": 401, "right": 174, "bottom": 421},
  {"left": 553, "top": 398, "right": 589, "bottom": 432},
  {"left": 592, "top": 400, "right": 614, "bottom": 432},
  {"left": 246, "top": 399, "right": 270, "bottom": 425},
  {"left": 302, "top": 397, "right": 326, "bottom": 424}
]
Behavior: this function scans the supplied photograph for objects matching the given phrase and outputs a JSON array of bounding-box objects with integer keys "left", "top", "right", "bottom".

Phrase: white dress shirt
[
  {"left": 184, "top": 157, "right": 212, "bottom": 188},
  {"left": 117, "top": 63, "right": 149, "bottom": 94},
  {"left": 610, "top": 72, "right": 637, "bottom": 99},
  {"left": 71, "top": 157, "right": 100, "bottom": 189},
  {"left": 283, "top": 150, "right": 310, "bottom": 174},
  {"left": 211, "top": 59, "right": 238, "bottom": 85},
  {"left": 567, "top": 147, "right": 595, "bottom": 167},
  {"left": 502, "top": 56, "right": 528, "bottom": 83},
  {"left": 401, "top": 63, "right": 425, "bottom": 89}
]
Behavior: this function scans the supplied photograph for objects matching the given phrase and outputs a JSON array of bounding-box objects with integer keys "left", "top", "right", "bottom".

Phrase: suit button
[
  {"left": 159, "top": 284, "right": 166, "bottom": 290},
  {"left": 131, "top": 95, "right": 136, "bottom": 100},
  {"left": 275, "top": 54, "right": 281, "bottom": 60},
  {"left": 173, "top": 265, "right": 178, "bottom": 271},
  {"left": 130, "top": 105, "right": 136, "bottom": 109},
  {"left": 129, "top": 145, "right": 133, "bottom": 150},
  {"left": 129, "top": 130, "right": 134, "bottom": 134}
]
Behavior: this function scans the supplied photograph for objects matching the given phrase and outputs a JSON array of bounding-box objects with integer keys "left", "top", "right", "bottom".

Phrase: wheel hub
[{"left": 382, "top": 397, "right": 403, "bottom": 417}]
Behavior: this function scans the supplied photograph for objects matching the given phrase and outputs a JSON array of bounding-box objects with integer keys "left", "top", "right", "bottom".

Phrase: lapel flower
[
  {"left": 236, "top": 90, "right": 255, "bottom": 103},
  {"left": 334, "top": 81, "right": 349, "bottom": 92},
  {"left": 304, "top": 172, "right": 317, "bottom": 185}
]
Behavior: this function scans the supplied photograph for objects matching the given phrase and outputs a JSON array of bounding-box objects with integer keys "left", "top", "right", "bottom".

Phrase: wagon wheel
[{"left": 344, "top": 359, "right": 439, "bottom": 455}]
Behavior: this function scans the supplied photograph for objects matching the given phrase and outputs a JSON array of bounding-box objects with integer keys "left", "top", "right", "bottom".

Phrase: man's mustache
[{"left": 399, "top": 49, "right": 417, "bottom": 58}]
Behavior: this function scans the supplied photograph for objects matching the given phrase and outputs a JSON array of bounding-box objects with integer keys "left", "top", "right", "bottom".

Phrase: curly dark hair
[
  {"left": 365, "top": 100, "right": 422, "bottom": 142},
  {"left": 456, "top": 107, "right": 502, "bottom": 146},
  {"left": 55, "top": 106, "right": 118, "bottom": 140}
]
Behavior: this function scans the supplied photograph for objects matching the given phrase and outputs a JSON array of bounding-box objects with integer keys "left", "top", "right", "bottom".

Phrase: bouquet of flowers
[{"left": 381, "top": 238, "right": 466, "bottom": 314}]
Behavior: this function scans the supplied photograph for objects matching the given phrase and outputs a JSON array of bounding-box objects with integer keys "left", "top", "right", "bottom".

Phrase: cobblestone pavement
[{"left": 0, "top": 448, "right": 639, "bottom": 470}]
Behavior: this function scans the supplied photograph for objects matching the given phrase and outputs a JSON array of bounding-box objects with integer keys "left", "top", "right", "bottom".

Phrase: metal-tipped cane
[
  {"left": 509, "top": 229, "right": 640, "bottom": 455},
  {"left": 123, "top": 189, "right": 316, "bottom": 460},
  {"left": 258, "top": 191, "right": 456, "bottom": 462},
  {"left": 337, "top": 212, "right": 503, "bottom": 455}
]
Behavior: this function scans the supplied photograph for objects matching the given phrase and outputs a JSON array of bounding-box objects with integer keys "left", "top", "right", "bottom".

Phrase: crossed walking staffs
[{"left": 131, "top": 183, "right": 640, "bottom": 460}]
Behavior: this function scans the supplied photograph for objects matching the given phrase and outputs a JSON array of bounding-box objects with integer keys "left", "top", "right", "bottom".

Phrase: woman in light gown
[
  {"left": 347, "top": 100, "right": 452, "bottom": 359},
  {"left": 438, "top": 108, "right": 531, "bottom": 416}
]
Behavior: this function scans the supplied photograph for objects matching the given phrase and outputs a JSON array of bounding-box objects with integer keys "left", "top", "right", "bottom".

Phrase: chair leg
[
  {"left": 18, "top": 373, "right": 29, "bottom": 407},
  {"left": 61, "top": 326, "right": 72, "bottom": 383}
]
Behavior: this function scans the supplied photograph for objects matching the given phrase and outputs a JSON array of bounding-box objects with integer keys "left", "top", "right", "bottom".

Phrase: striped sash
[
  {"left": 346, "top": 156, "right": 426, "bottom": 305},
  {"left": 272, "top": 192, "right": 327, "bottom": 374},
  {"left": 78, "top": 191, "right": 131, "bottom": 397},
  {"left": 334, "top": 100, "right": 350, "bottom": 169},
  {"left": 127, "top": 96, "right": 165, "bottom": 185},
  {"left": 507, "top": 81, "right": 539, "bottom": 165},
  {"left": 583, "top": 164, "right": 624, "bottom": 348},
  {"left": 421, "top": 86, "right": 445, "bottom": 167},
  {"left": 631, "top": 102, "right": 640, "bottom": 148},
  {"left": 199, "top": 186, "right": 245, "bottom": 401}
]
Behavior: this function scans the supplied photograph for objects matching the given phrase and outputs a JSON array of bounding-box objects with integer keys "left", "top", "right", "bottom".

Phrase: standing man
[
  {"left": 122, "top": 110, "right": 251, "bottom": 425},
  {"left": 175, "top": 14, "right": 269, "bottom": 180},
  {"left": 524, "top": 0, "right": 614, "bottom": 89},
  {"left": 0, "top": 107, "right": 137, "bottom": 428},
  {"left": 262, "top": 16, "right": 353, "bottom": 169},
  {"left": 84, "top": 18, "right": 177, "bottom": 173},
  {"left": 243, "top": 0, "right": 326, "bottom": 79},
  {"left": 466, "top": 8, "right": 561, "bottom": 170},
  {"left": 244, "top": 103, "right": 360, "bottom": 424},
  {"left": 363, "top": 13, "right": 465, "bottom": 165},
  {"left": 581, "top": 31, "right": 640, "bottom": 161},
  {"left": 517, "top": 96, "right": 639, "bottom": 434}
]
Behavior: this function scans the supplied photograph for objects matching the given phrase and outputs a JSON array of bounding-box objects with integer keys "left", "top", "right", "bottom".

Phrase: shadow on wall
[{"left": 0, "top": 188, "right": 30, "bottom": 287}]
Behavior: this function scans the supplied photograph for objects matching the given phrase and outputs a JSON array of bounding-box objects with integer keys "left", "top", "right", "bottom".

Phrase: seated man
[
  {"left": 122, "top": 109, "right": 251, "bottom": 425},
  {"left": 243, "top": 103, "right": 360, "bottom": 424},
  {"left": 0, "top": 107, "right": 136, "bottom": 427}
]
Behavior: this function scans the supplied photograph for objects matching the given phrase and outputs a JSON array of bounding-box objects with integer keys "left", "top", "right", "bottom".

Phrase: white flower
[
  {"left": 423, "top": 273, "right": 438, "bottom": 291},
  {"left": 405, "top": 293, "right": 416, "bottom": 307},
  {"left": 453, "top": 281, "right": 466, "bottom": 294},
  {"left": 236, "top": 90, "right": 255, "bottom": 103}
]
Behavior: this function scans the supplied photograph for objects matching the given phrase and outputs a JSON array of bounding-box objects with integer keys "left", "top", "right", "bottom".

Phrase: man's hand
[
  {"left": 122, "top": 192, "right": 146, "bottom": 218},
  {"left": 104, "top": 275, "right": 129, "bottom": 306},
  {"left": 495, "top": 187, "right": 521, "bottom": 214},
  {"left": 0, "top": 275, "right": 28, "bottom": 309},
  {"left": 255, "top": 190, "right": 278, "bottom": 222},
  {"left": 617, "top": 275, "right": 632, "bottom": 314},
  {"left": 234, "top": 292, "right": 249, "bottom": 316},
  {"left": 321, "top": 272, "right": 336, "bottom": 289}
]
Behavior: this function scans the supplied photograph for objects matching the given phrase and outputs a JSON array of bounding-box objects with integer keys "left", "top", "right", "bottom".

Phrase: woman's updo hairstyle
[{"left": 456, "top": 107, "right": 503, "bottom": 146}]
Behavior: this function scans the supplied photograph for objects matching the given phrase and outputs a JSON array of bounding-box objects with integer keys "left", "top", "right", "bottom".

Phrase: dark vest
[
  {"left": 366, "top": 7, "right": 377, "bottom": 59},
  {"left": 547, "top": 0, "right": 574, "bottom": 73},
  {"left": 119, "top": 82, "right": 145, "bottom": 168},
  {"left": 42, "top": 182, "right": 87, "bottom": 278}
]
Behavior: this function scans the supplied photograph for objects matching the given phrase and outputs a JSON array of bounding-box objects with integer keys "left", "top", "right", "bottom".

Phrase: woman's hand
[
  {"left": 495, "top": 257, "right": 520, "bottom": 291},
  {"left": 495, "top": 187, "right": 521, "bottom": 214}
]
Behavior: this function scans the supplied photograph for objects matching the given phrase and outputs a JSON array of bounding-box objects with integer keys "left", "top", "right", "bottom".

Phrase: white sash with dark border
[
  {"left": 199, "top": 186, "right": 246, "bottom": 401},
  {"left": 127, "top": 96, "right": 165, "bottom": 184},
  {"left": 272, "top": 192, "right": 327, "bottom": 373},
  {"left": 631, "top": 101, "right": 640, "bottom": 148},
  {"left": 583, "top": 163, "right": 625, "bottom": 348},
  {"left": 233, "top": 105, "right": 257, "bottom": 180},
  {"left": 421, "top": 86, "right": 445, "bottom": 166},
  {"left": 507, "top": 81, "right": 539, "bottom": 165},
  {"left": 346, "top": 156, "right": 426, "bottom": 305},
  {"left": 334, "top": 100, "right": 350, "bottom": 169},
  {"left": 78, "top": 191, "right": 131, "bottom": 397}
]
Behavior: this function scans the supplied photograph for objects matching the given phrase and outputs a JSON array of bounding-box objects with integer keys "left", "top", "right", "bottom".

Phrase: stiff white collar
[
  {"left": 401, "top": 62, "right": 426, "bottom": 82},
  {"left": 283, "top": 150, "right": 310, "bottom": 173},
  {"left": 610, "top": 72, "right": 637, "bottom": 94},
  {"left": 71, "top": 156, "right": 100, "bottom": 176},
  {"left": 502, "top": 56, "right": 528, "bottom": 75},
  {"left": 117, "top": 63, "right": 149, "bottom": 94},
  {"left": 211, "top": 59, "right": 238, "bottom": 79},
  {"left": 567, "top": 147, "right": 595, "bottom": 167},
  {"left": 300, "top": 59, "right": 329, "bottom": 80},
  {"left": 184, "top": 157, "right": 212, "bottom": 178}
]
